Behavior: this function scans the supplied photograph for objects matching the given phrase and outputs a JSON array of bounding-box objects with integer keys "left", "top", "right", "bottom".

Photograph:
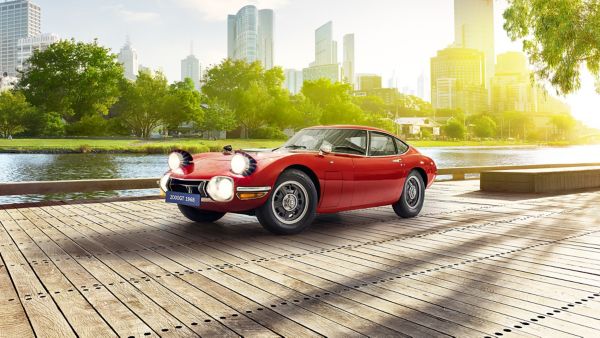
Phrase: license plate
[{"left": 165, "top": 191, "right": 201, "bottom": 207}]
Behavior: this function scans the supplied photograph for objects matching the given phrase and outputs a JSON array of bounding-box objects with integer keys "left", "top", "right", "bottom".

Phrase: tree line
[{"left": 0, "top": 39, "right": 396, "bottom": 139}]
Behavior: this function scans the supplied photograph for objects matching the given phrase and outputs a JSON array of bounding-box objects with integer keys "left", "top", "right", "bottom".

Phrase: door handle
[{"left": 392, "top": 159, "right": 402, "bottom": 163}]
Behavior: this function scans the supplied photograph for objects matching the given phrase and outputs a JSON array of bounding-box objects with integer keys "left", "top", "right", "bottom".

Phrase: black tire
[
  {"left": 392, "top": 170, "right": 425, "bottom": 218},
  {"left": 178, "top": 205, "right": 225, "bottom": 223},
  {"left": 256, "top": 169, "right": 318, "bottom": 235}
]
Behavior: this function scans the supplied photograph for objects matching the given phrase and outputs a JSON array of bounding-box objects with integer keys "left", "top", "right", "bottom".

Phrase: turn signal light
[{"left": 236, "top": 192, "right": 268, "bottom": 200}]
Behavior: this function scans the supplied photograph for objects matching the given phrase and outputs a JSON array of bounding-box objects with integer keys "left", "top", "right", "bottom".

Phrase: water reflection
[{"left": 1, "top": 145, "right": 600, "bottom": 204}]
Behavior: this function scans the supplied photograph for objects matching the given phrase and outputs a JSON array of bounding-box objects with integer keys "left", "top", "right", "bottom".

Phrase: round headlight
[
  {"left": 159, "top": 173, "right": 170, "bottom": 192},
  {"left": 206, "top": 176, "right": 234, "bottom": 202},
  {"left": 168, "top": 152, "right": 183, "bottom": 170},
  {"left": 231, "top": 154, "right": 249, "bottom": 175}
]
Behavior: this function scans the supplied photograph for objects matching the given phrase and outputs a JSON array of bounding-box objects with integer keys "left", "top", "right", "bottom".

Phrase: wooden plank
[{"left": 0, "top": 253, "right": 34, "bottom": 338}]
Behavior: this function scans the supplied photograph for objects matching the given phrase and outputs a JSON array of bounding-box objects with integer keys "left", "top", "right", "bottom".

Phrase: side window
[
  {"left": 395, "top": 138, "right": 409, "bottom": 154},
  {"left": 328, "top": 129, "right": 367, "bottom": 155},
  {"left": 369, "top": 132, "right": 397, "bottom": 156}
]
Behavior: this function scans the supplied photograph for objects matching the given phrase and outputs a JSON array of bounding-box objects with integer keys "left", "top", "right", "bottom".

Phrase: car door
[{"left": 352, "top": 131, "right": 406, "bottom": 207}]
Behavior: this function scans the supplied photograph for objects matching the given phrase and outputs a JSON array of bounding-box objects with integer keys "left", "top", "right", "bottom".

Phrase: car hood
[{"left": 172, "top": 149, "right": 298, "bottom": 179}]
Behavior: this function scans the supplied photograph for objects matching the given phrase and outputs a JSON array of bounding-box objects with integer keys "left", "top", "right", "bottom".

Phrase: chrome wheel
[
  {"left": 271, "top": 180, "right": 309, "bottom": 225},
  {"left": 405, "top": 176, "right": 422, "bottom": 209}
]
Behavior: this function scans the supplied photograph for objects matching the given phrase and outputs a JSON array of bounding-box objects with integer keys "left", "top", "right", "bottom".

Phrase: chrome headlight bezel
[
  {"left": 168, "top": 150, "right": 193, "bottom": 171},
  {"left": 230, "top": 152, "right": 257, "bottom": 176},
  {"left": 206, "top": 176, "right": 234, "bottom": 202}
]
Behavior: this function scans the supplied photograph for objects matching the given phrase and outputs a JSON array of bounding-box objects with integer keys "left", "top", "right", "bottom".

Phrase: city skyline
[{"left": 4, "top": 0, "right": 600, "bottom": 129}]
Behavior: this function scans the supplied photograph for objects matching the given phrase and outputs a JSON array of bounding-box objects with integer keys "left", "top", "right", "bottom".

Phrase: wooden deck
[{"left": 1, "top": 180, "right": 600, "bottom": 338}]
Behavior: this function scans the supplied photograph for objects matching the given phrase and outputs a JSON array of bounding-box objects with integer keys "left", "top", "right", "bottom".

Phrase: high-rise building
[
  {"left": 454, "top": 0, "right": 494, "bottom": 85},
  {"left": 357, "top": 74, "right": 382, "bottom": 91},
  {"left": 417, "top": 72, "right": 426, "bottom": 100},
  {"left": 302, "top": 64, "right": 340, "bottom": 83},
  {"left": 430, "top": 46, "right": 488, "bottom": 114},
  {"left": 16, "top": 33, "right": 59, "bottom": 72},
  {"left": 314, "top": 21, "right": 337, "bottom": 66},
  {"left": 491, "top": 52, "right": 538, "bottom": 114},
  {"left": 118, "top": 37, "right": 138, "bottom": 81},
  {"left": 283, "top": 69, "right": 303, "bottom": 94},
  {"left": 227, "top": 5, "right": 274, "bottom": 69},
  {"left": 0, "top": 0, "right": 41, "bottom": 77},
  {"left": 181, "top": 43, "right": 201, "bottom": 91},
  {"left": 342, "top": 33, "right": 355, "bottom": 86}
]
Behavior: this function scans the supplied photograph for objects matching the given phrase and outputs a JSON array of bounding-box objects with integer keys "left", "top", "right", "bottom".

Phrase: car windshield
[{"left": 282, "top": 128, "right": 367, "bottom": 155}]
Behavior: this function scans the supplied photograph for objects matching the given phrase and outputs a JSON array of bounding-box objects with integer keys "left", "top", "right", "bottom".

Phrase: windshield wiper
[{"left": 284, "top": 145, "right": 307, "bottom": 149}]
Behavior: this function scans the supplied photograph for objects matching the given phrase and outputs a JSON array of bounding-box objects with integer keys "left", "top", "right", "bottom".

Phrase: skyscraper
[
  {"left": 283, "top": 69, "right": 303, "bottom": 94},
  {"left": 314, "top": 21, "right": 337, "bottom": 66},
  {"left": 454, "top": 0, "right": 495, "bottom": 85},
  {"left": 357, "top": 74, "right": 382, "bottom": 91},
  {"left": 0, "top": 0, "right": 41, "bottom": 77},
  {"left": 342, "top": 34, "right": 355, "bottom": 86},
  {"left": 118, "top": 37, "right": 138, "bottom": 81},
  {"left": 16, "top": 33, "right": 59, "bottom": 72},
  {"left": 491, "top": 52, "right": 537, "bottom": 114},
  {"left": 181, "top": 43, "right": 201, "bottom": 91},
  {"left": 227, "top": 5, "right": 274, "bottom": 69},
  {"left": 430, "top": 46, "right": 488, "bottom": 114}
]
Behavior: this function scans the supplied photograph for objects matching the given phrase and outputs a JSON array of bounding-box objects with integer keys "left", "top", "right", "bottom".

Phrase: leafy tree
[
  {"left": 202, "top": 59, "right": 293, "bottom": 138},
  {"left": 444, "top": 118, "right": 466, "bottom": 139},
  {"left": 471, "top": 115, "right": 497, "bottom": 138},
  {"left": 199, "top": 99, "right": 238, "bottom": 138},
  {"left": 503, "top": 0, "right": 600, "bottom": 94},
  {"left": 393, "top": 94, "right": 433, "bottom": 116},
  {"left": 117, "top": 71, "right": 170, "bottom": 138},
  {"left": 0, "top": 91, "right": 34, "bottom": 138},
  {"left": 163, "top": 78, "right": 203, "bottom": 132},
  {"left": 353, "top": 95, "right": 386, "bottom": 115},
  {"left": 500, "top": 111, "right": 534, "bottom": 139},
  {"left": 66, "top": 114, "right": 110, "bottom": 136},
  {"left": 301, "top": 79, "right": 363, "bottom": 125},
  {"left": 19, "top": 39, "right": 124, "bottom": 123},
  {"left": 549, "top": 113, "right": 577, "bottom": 139},
  {"left": 288, "top": 94, "right": 323, "bottom": 129}
]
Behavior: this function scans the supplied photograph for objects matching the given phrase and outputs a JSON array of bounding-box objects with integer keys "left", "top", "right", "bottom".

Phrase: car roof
[{"left": 306, "top": 125, "right": 392, "bottom": 134}]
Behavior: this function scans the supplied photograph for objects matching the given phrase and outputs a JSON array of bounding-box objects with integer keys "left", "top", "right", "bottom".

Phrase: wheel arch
[
  {"left": 282, "top": 164, "right": 321, "bottom": 201},
  {"left": 412, "top": 167, "right": 428, "bottom": 187}
]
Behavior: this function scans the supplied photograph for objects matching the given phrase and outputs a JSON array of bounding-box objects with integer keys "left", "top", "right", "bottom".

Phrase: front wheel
[
  {"left": 178, "top": 205, "right": 225, "bottom": 223},
  {"left": 256, "top": 169, "right": 318, "bottom": 235},
  {"left": 392, "top": 170, "right": 425, "bottom": 218}
]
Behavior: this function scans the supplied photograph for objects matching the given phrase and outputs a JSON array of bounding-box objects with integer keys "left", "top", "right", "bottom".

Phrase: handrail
[{"left": 1, "top": 163, "right": 600, "bottom": 196}]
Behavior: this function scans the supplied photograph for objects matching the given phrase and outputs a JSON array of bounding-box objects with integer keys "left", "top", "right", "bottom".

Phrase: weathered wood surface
[
  {"left": 481, "top": 166, "right": 600, "bottom": 193},
  {"left": 1, "top": 180, "right": 600, "bottom": 337}
]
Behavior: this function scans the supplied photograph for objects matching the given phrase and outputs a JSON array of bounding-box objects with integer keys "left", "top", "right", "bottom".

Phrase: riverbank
[{"left": 0, "top": 138, "right": 590, "bottom": 154}]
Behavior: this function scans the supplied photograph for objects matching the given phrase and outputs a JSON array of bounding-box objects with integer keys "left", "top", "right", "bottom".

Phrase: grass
[
  {"left": 0, "top": 138, "right": 285, "bottom": 154},
  {"left": 0, "top": 137, "right": 593, "bottom": 154}
]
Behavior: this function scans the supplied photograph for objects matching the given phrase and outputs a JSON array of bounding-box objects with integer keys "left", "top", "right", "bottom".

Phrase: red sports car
[{"left": 159, "top": 125, "right": 437, "bottom": 234}]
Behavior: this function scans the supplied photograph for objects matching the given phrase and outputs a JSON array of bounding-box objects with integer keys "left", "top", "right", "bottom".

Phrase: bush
[
  {"left": 66, "top": 115, "right": 109, "bottom": 136},
  {"left": 249, "top": 126, "right": 288, "bottom": 140}
]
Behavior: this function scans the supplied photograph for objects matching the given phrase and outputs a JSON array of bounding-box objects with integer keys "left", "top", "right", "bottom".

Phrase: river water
[{"left": 2, "top": 144, "right": 600, "bottom": 204}]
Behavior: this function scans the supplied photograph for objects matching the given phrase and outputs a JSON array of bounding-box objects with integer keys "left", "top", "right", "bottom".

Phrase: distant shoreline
[{"left": 0, "top": 138, "right": 594, "bottom": 154}]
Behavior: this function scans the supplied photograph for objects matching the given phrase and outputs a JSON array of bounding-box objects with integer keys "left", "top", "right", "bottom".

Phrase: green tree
[
  {"left": 19, "top": 39, "right": 124, "bottom": 123},
  {"left": 444, "top": 118, "right": 466, "bottom": 139},
  {"left": 0, "top": 91, "right": 34, "bottom": 138},
  {"left": 288, "top": 94, "right": 323, "bottom": 129},
  {"left": 202, "top": 59, "right": 293, "bottom": 138},
  {"left": 501, "top": 111, "right": 534, "bottom": 139},
  {"left": 163, "top": 78, "right": 204, "bottom": 133},
  {"left": 199, "top": 99, "right": 238, "bottom": 139},
  {"left": 503, "top": 0, "right": 600, "bottom": 94},
  {"left": 549, "top": 113, "right": 577, "bottom": 139},
  {"left": 301, "top": 79, "right": 364, "bottom": 125},
  {"left": 117, "top": 71, "right": 170, "bottom": 138},
  {"left": 353, "top": 95, "right": 386, "bottom": 115},
  {"left": 471, "top": 115, "right": 497, "bottom": 138}
]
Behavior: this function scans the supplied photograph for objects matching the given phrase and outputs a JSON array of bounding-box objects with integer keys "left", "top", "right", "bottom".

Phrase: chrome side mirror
[{"left": 319, "top": 143, "right": 332, "bottom": 156}]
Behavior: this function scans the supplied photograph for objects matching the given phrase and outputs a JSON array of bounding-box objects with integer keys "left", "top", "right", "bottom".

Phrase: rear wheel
[
  {"left": 256, "top": 169, "right": 318, "bottom": 235},
  {"left": 178, "top": 205, "right": 225, "bottom": 223},
  {"left": 392, "top": 170, "right": 425, "bottom": 218}
]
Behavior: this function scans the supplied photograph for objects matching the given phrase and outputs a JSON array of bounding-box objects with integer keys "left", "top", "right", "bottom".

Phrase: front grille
[{"left": 168, "top": 178, "right": 209, "bottom": 198}]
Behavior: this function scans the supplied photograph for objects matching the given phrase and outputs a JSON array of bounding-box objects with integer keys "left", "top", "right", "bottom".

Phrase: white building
[
  {"left": 227, "top": 5, "right": 274, "bottom": 69},
  {"left": 16, "top": 33, "right": 59, "bottom": 72},
  {"left": 283, "top": 69, "right": 303, "bottom": 94},
  {"left": 342, "top": 33, "right": 355, "bottom": 86},
  {"left": 0, "top": 72, "right": 18, "bottom": 92},
  {"left": 314, "top": 21, "right": 337, "bottom": 66},
  {"left": 0, "top": 0, "right": 41, "bottom": 77},
  {"left": 181, "top": 44, "right": 201, "bottom": 91},
  {"left": 303, "top": 64, "right": 340, "bottom": 83},
  {"left": 117, "top": 37, "right": 138, "bottom": 81}
]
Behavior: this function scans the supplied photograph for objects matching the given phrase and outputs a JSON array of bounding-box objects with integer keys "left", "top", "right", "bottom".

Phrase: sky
[{"left": 34, "top": 0, "right": 600, "bottom": 129}]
